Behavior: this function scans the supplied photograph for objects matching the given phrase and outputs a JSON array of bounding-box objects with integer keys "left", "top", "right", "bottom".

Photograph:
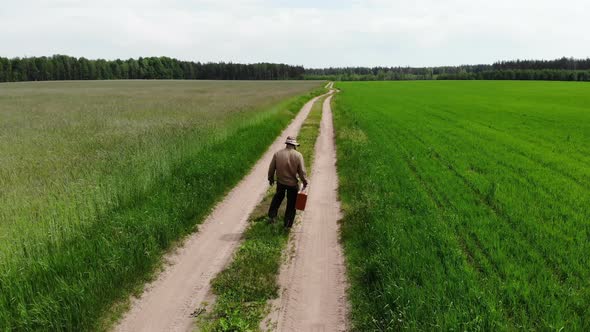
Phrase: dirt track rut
[{"left": 265, "top": 89, "right": 349, "bottom": 331}]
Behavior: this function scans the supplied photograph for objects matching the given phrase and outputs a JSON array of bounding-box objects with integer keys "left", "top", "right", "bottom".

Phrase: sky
[{"left": 1, "top": 0, "right": 589, "bottom": 68}]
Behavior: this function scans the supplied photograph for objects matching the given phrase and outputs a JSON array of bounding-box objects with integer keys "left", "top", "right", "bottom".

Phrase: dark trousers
[{"left": 268, "top": 182, "right": 298, "bottom": 228}]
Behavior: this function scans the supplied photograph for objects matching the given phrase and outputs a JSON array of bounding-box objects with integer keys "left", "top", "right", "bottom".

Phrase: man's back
[{"left": 268, "top": 147, "right": 307, "bottom": 187}]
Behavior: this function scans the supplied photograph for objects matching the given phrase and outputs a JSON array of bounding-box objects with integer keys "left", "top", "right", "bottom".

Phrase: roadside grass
[
  {"left": 0, "top": 80, "right": 323, "bottom": 331},
  {"left": 198, "top": 93, "right": 327, "bottom": 331},
  {"left": 333, "top": 81, "right": 590, "bottom": 330}
]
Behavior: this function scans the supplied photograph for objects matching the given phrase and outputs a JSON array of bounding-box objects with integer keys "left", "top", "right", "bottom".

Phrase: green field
[
  {"left": 333, "top": 81, "right": 590, "bottom": 330},
  {"left": 0, "top": 80, "right": 321, "bottom": 330}
]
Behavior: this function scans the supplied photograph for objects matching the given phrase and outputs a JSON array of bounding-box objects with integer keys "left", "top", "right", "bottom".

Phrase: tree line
[
  {"left": 1, "top": 55, "right": 589, "bottom": 83},
  {"left": 304, "top": 66, "right": 437, "bottom": 81},
  {"left": 0, "top": 55, "right": 305, "bottom": 82},
  {"left": 437, "top": 69, "right": 590, "bottom": 81},
  {"left": 492, "top": 57, "right": 590, "bottom": 71},
  {"left": 305, "top": 57, "right": 590, "bottom": 82}
]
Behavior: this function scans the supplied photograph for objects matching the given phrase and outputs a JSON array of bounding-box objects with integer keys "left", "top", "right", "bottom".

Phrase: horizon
[
  {"left": 3, "top": 54, "right": 588, "bottom": 70},
  {"left": 2, "top": 0, "right": 589, "bottom": 68}
]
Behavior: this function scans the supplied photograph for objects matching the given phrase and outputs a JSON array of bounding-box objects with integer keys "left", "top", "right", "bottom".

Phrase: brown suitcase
[{"left": 295, "top": 191, "right": 308, "bottom": 211}]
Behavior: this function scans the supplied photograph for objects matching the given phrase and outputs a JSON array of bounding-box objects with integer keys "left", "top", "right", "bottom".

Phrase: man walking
[{"left": 268, "top": 136, "right": 308, "bottom": 228}]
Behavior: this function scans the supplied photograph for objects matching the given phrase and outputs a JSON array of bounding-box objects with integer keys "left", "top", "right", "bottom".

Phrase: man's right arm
[
  {"left": 297, "top": 154, "right": 308, "bottom": 188},
  {"left": 268, "top": 153, "right": 277, "bottom": 185}
]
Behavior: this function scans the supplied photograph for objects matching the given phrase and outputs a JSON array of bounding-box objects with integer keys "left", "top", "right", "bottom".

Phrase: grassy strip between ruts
[
  {"left": 197, "top": 93, "right": 328, "bottom": 331},
  {"left": 0, "top": 85, "right": 325, "bottom": 331}
]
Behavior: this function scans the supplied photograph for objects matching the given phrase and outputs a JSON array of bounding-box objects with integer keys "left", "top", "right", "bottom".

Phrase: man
[{"left": 268, "top": 136, "right": 308, "bottom": 228}]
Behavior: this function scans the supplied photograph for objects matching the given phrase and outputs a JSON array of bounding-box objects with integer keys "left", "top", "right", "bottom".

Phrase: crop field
[
  {"left": 0, "top": 80, "right": 321, "bottom": 330},
  {"left": 333, "top": 81, "right": 590, "bottom": 330}
]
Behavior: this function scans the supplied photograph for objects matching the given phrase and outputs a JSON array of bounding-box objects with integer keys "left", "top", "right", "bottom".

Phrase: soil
[{"left": 264, "top": 90, "right": 349, "bottom": 331}]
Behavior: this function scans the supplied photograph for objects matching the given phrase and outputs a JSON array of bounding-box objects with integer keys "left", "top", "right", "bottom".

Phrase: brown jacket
[{"left": 268, "top": 146, "right": 308, "bottom": 187}]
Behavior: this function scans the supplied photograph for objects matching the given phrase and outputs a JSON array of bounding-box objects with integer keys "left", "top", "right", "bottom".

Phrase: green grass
[
  {"left": 199, "top": 94, "right": 327, "bottom": 331},
  {"left": 333, "top": 81, "right": 590, "bottom": 331},
  {"left": 0, "top": 80, "right": 323, "bottom": 331}
]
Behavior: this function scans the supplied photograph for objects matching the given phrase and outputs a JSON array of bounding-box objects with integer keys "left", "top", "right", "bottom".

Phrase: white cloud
[{"left": 1, "top": 0, "right": 589, "bottom": 67}]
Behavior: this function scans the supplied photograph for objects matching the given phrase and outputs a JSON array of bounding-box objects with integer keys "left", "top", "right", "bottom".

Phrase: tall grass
[
  {"left": 0, "top": 80, "right": 322, "bottom": 330},
  {"left": 333, "top": 81, "right": 590, "bottom": 330}
]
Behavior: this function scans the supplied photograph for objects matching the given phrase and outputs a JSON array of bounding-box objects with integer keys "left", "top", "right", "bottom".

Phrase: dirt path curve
[
  {"left": 114, "top": 92, "right": 329, "bottom": 332},
  {"left": 266, "top": 89, "right": 349, "bottom": 331}
]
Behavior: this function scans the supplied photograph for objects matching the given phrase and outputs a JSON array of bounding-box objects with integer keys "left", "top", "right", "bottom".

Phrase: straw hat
[{"left": 285, "top": 136, "right": 300, "bottom": 146}]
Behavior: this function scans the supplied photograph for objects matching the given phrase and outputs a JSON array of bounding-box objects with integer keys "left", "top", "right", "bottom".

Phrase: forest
[
  {"left": 0, "top": 55, "right": 305, "bottom": 82},
  {"left": 305, "top": 57, "right": 590, "bottom": 81},
  {"left": 1, "top": 55, "right": 589, "bottom": 82}
]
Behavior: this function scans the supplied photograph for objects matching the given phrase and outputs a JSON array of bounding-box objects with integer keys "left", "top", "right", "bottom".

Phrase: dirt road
[
  {"left": 265, "top": 92, "right": 349, "bottom": 331},
  {"left": 114, "top": 93, "right": 327, "bottom": 332}
]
